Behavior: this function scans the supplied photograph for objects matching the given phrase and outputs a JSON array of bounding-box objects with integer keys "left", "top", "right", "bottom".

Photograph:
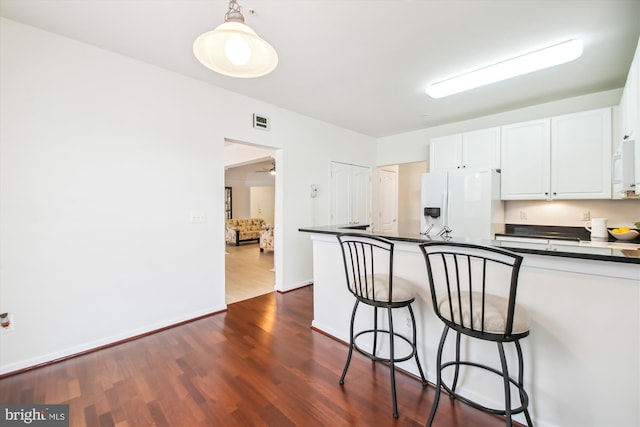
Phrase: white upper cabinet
[
  {"left": 463, "top": 127, "right": 502, "bottom": 169},
  {"left": 551, "top": 108, "right": 612, "bottom": 199},
  {"left": 501, "top": 119, "right": 551, "bottom": 200},
  {"left": 501, "top": 108, "right": 612, "bottom": 200},
  {"left": 619, "top": 36, "right": 640, "bottom": 195},
  {"left": 620, "top": 36, "right": 639, "bottom": 142},
  {"left": 429, "top": 134, "right": 462, "bottom": 172},
  {"left": 430, "top": 127, "right": 500, "bottom": 172}
]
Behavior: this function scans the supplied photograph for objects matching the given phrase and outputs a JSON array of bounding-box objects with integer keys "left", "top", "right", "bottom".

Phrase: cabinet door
[
  {"left": 462, "top": 127, "right": 501, "bottom": 170},
  {"left": 429, "top": 134, "right": 462, "bottom": 172},
  {"left": 620, "top": 36, "right": 639, "bottom": 142},
  {"left": 635, "top": 43, "right": 640, "bottom": 195},
  {"left": 551, "top": 108, "right": 612, "bottom": 199},
  {"left": 628, "top": 37, "right": 640, "bottom": 194},
  {"left": 500, "top": 119, "right": 551, "bottom": 200}
]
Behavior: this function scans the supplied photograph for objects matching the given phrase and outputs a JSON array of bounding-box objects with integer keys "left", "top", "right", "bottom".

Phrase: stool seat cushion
[
  {"left": 349, "top": 274, "right": 415, "bottom": 303},
  {"left": 438, "top": 292, "right": 530, "bottom": 335}
]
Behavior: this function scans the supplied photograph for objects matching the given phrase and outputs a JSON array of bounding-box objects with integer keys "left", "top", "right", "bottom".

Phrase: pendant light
[{"left": 193, "top": 0, "right": 278, "bottom": 78}]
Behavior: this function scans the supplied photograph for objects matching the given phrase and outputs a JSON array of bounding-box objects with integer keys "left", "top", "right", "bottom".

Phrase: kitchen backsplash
[{"left": 504, "top": 199, "right": 640, "bottom": 228}]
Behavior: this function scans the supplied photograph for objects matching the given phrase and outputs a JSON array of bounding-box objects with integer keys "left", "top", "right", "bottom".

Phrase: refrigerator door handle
[{"left": 443, "top": 191, "right": 450, "bottom": 228}]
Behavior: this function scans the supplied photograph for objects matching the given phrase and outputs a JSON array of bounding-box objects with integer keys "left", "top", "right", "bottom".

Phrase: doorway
[
  {"left": 377, "top": 167, "right": 398, "bottom": 234},
  {"left": 224, "top": 140, "right": 277, "bottom": 304},
  {"left": 375, "top": 161, "right": 426, "bottom": 234}
]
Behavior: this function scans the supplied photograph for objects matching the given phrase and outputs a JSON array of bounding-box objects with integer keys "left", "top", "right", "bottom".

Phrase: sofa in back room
[{"left": 225, "top": 218, "right": 265, "bottom": 246}]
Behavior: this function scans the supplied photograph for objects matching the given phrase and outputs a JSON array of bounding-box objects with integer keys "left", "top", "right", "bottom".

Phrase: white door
[
  {"left": 250, "top": 186, "right": 275, "bottom": 224},
  {"left": 330, "top": 162, "right": 371, "bottom": 226},
  {"left": 351, "top": 166, "right": 371, "bottom": 225},
  {"left": 330, "top": 162, "right": 352, "bottom": 225},
  {"left": 378, "top": 169, "right": 397, "bottom": 233}
]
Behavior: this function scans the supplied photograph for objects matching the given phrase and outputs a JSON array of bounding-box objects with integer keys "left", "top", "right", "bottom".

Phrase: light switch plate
[{"left": 190, "top": 212, "right": 206, "bottom": 224}]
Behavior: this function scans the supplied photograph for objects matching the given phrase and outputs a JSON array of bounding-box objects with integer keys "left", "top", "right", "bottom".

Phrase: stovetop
[{"left": 497, "top": 224, "right": 591, "bottom": 242}]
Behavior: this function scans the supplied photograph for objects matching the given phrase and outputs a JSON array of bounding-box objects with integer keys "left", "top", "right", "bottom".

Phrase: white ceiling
[
  {"left": 1, "top": 0, "right": 639, "bottom": 138},
  {"left": 224, "top": 139, "right": 274, "bottom": 168},
  {"left": 225, "top": 159, "right": 276, "bottom": 184}
]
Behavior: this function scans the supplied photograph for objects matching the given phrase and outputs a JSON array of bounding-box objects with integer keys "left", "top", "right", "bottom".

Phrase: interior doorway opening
[
  {"left": 224, "top": 139, "right": 278, "bottom": 304},
  {"left": 375, "top": 161, "right": 426, "bottom": 234}
]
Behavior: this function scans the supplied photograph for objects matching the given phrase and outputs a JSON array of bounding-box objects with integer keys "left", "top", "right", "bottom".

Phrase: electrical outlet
[
  {"left": 519, "top": 210, "right": 528, "bottom": 220},
  {"left": 581, "top": 211, "right": 591, "bottom": 221},
  {"left": 405, "top": 316, "right": 412, "bottom": 330},
  {"left": 0, "top": 312, "right": 15, "bottom": 334}
]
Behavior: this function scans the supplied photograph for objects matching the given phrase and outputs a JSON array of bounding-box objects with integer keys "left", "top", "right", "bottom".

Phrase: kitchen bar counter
[
  {"left": 300, "top": 225, "right": 639, "bottom": 427},
  {"left": 298, "top": 224, "right": 640, "bottom": 264}
]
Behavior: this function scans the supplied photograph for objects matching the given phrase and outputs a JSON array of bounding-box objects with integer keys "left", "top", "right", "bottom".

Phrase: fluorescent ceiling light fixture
[
  {"left": 425, "top": 39, "right": 583, "bottom": 98},
  {"left": 193, "top": 0, "right": 278, "bottom": 78}
]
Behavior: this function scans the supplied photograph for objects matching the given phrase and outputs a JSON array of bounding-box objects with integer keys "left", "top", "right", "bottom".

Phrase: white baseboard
[
  {"left": 0, "top": 305, "right": 226, "bottom": 376},
  {"left": 276, "top": 280, "right": 312, "bottom": 293}
]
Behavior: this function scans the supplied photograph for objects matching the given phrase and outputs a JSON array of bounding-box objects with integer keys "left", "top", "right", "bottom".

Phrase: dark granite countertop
[{"left": 299, "top": 224, "right": 640, "bottom": 265}]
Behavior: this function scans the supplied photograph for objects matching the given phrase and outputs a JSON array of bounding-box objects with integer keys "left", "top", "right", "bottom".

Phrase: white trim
[{"left": 0, "top": 306, "right": 226, "bottom": 376}]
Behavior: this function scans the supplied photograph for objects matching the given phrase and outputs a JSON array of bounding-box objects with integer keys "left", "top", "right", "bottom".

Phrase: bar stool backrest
[
  {"left": 419, "top": 242, "right": 526, "bottom": 339},
  {"left": 337, "top": 233, "right": 394, "bottom": 304}
]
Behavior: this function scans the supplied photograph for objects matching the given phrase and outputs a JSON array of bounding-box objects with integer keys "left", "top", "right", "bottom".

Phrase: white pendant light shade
[{"left": 193, "top": 2, "right": 278, "bottom": 78}]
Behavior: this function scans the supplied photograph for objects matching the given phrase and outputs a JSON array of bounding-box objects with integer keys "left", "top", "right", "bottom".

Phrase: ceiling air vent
[{"left": 253, "top": 114, "right": 270, "bottom": 131}]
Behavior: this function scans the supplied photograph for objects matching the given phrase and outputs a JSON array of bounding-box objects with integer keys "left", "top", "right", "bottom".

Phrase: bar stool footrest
[
  {"left": 353, "top": 329, "right": 417, "bottom": 363},
  {"left": 439, "top": 360, "right": 530, "bottom": 416}
]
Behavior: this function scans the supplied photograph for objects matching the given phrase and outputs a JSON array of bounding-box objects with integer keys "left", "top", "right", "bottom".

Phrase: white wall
[
  {"left": 0, "top": 17, "right": 375, "bottom": 374},
  {"left": 225, "top": 180, "right": 251, "bottom": 219},
  {"left": 505, "top": 199, "right": 640, "bottom": 228}
]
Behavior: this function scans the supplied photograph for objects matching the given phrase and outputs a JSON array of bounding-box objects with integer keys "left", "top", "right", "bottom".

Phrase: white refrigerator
[{"left": 420, "top": 169, "right": 504, "bottom": 240}]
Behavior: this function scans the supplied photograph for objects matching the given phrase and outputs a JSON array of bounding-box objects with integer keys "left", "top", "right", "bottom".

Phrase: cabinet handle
[
  {"left": 553, "top": 192, "right": 557, "bottom": 195},
  {"left": 544, "top": 192, "right": 549, "bottom": 195}
]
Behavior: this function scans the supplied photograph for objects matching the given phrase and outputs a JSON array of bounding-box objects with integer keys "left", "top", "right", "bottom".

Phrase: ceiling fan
[{"left": 256, "top": 162, "right": 276, "bottom": 175}]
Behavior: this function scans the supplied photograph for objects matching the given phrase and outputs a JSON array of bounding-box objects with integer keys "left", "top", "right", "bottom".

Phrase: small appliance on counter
[{"left": 584, "top": 218, "right": 608, "bottom": 241}]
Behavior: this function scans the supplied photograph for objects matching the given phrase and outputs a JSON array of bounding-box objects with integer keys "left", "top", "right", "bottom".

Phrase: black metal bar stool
[
  {"left": 419, "top": 242, "right": 533, "bottom": 427},
  {"left": 337, "top": 233, "right": 427, "bottom": 418}
]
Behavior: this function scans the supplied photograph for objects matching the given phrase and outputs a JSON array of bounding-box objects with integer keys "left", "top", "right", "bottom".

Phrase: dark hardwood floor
[{"left": 0, "top": 286, "right": 512, "bottom": 427}]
